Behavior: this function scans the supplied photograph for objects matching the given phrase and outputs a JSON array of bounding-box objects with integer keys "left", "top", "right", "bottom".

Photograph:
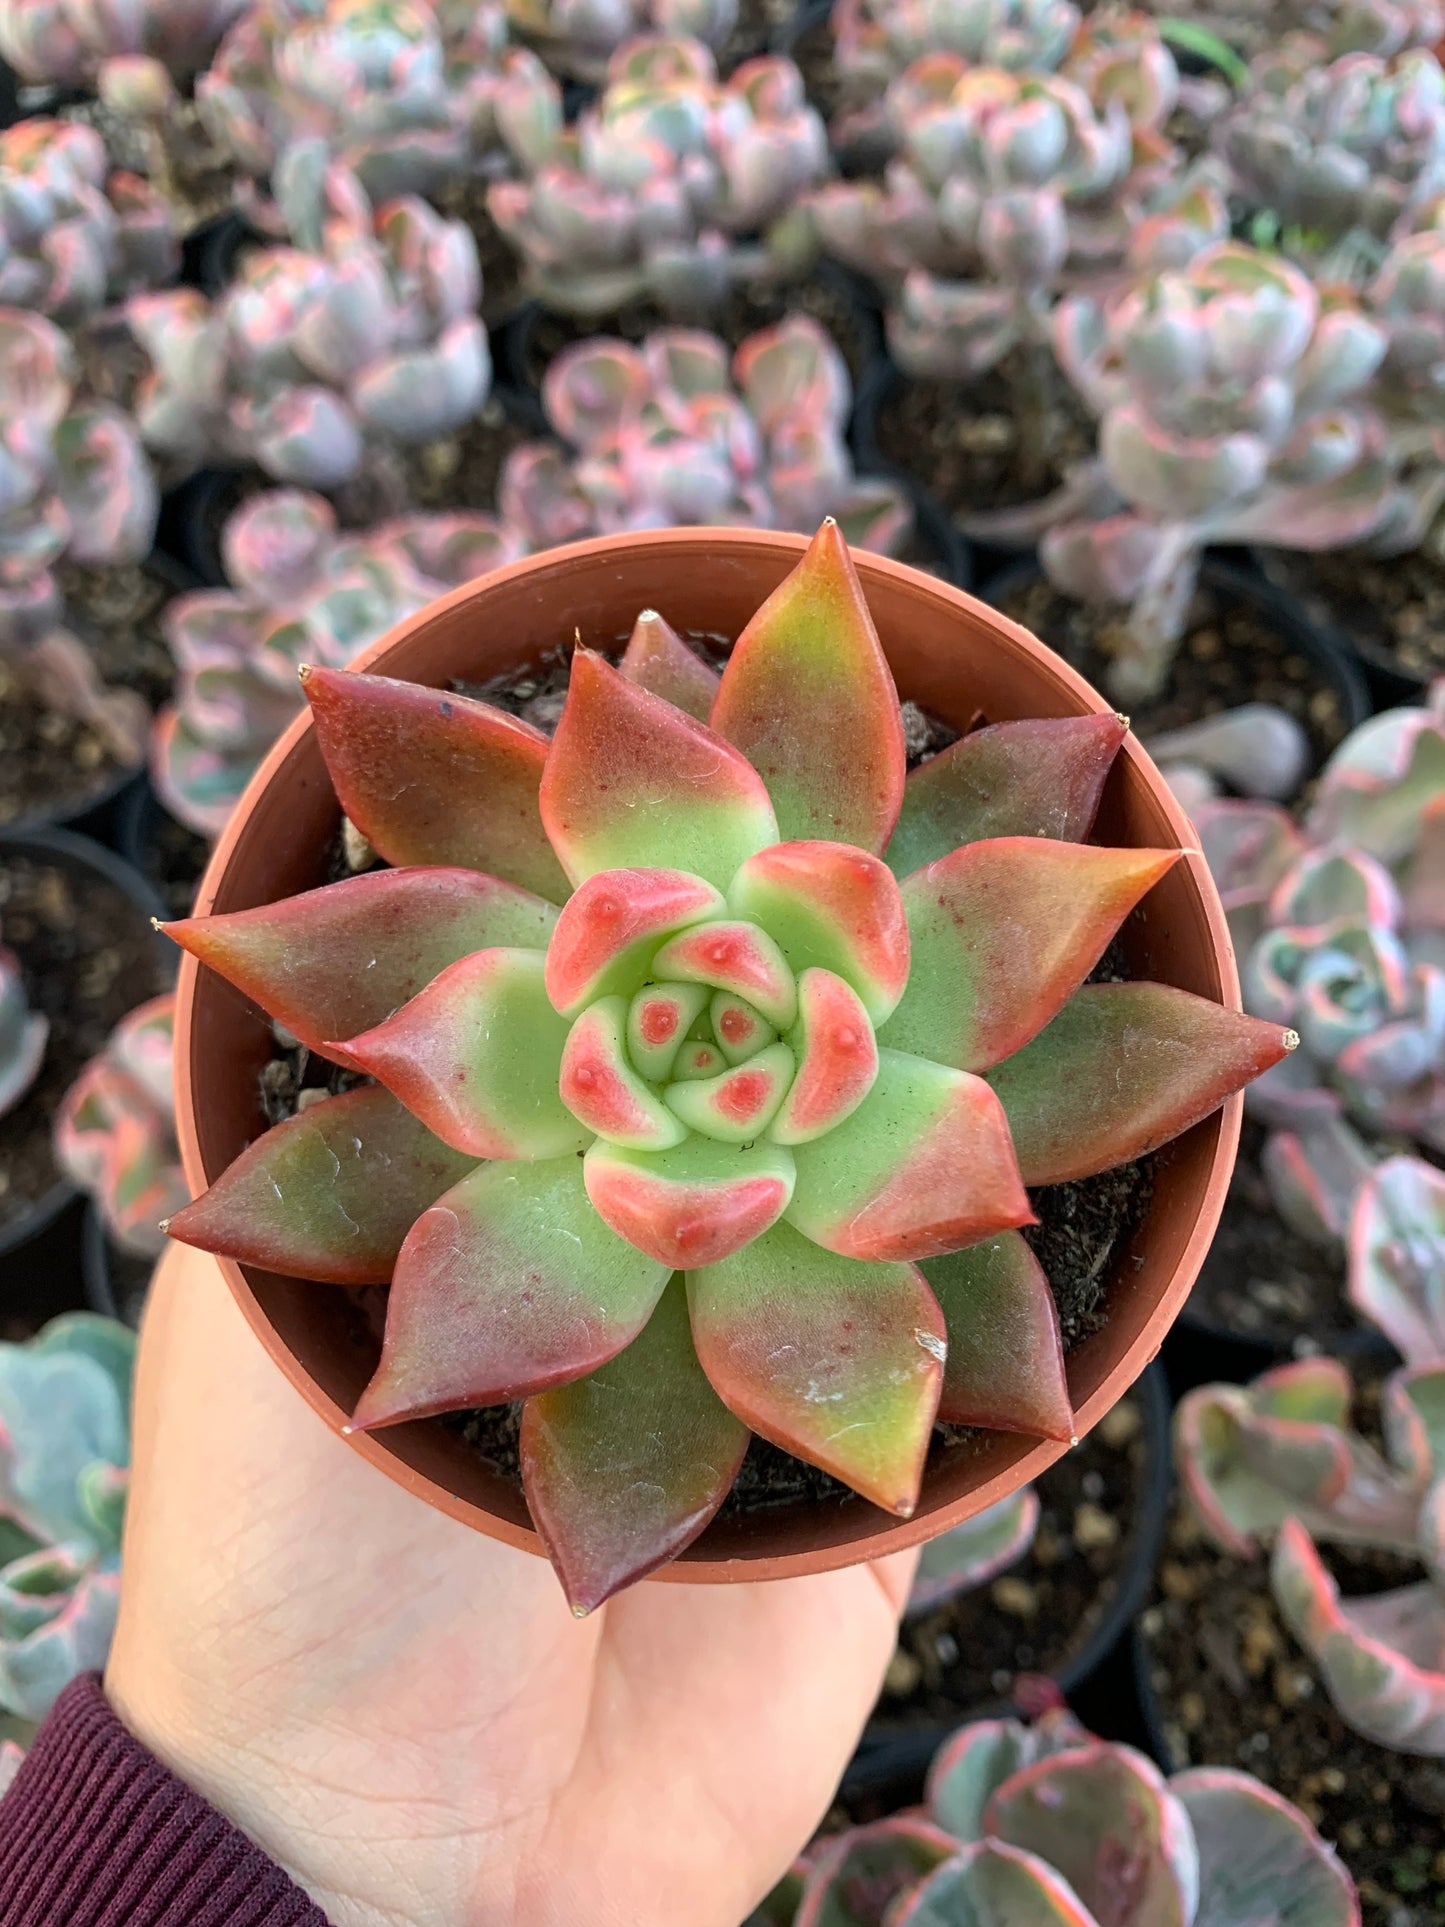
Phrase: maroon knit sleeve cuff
[{"left": 0, "top": 1674, "right": 331, "bottom": 1927}]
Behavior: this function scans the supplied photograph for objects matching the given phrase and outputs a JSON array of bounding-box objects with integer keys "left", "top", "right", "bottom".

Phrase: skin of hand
[{"left": 106, "top": 1244, "right": 919, "bottom": 1927}]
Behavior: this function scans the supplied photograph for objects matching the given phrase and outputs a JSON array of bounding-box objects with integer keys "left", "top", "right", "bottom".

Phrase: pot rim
[{"left": 173, "top": 526, "right": 1243, "bottom": 1585}]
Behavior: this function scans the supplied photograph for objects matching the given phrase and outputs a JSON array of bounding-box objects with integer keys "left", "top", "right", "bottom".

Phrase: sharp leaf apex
[{"left": 1283, "top": 1027, "right": 1301, "bottom": 1052}]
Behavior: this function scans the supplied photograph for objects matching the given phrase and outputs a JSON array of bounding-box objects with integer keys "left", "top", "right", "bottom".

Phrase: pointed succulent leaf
[
  {"left": 882, "top": 840, "right": 1179, "bottom": 1074},
  {"left": 728, "top": 841, "right": 909, "bottom": 1024},
  {"left": 787, "top": 1049, "right": 1032, "bottom": 1262},
  {"left": 985, "top": 1745, "right": 1200, "bottom": 1927},
  {"left": 919, "top": 1232, "right": 1072, "bottom": 1441},
  {"left": 709, "top": 993, "right": 775, "bottom": 1066},
  {"left": 165, "top": 1087, "right": 475, "bottom": 1286},
  {"left": 617, "top": 609, "right": 718, "bottom": 722},
  {"left": 545, "top": 869, "right": 726, "bottom": 1018},
  {"left": 559, "top": 996, "right": 686, "bottom": 1150},
  {"left": 885, "top": 714, "right": 1128, "bottom": 879},
  {"left": 908, "top": 1488, "right": 1041, "bottom": 1616},
  {"left": 1349, "top": 1156, "right": 1445, "bottom": 1367},
  {"left": 542, "top": 651, "right": 777, "bottom": 891},
  {"left": 520, "top": 1277, "right": 749, "bottom": 1616},
  {"left": 302, "top": 668, "right": 570, "bottom": 902},
  {"left": 889, "top": 1841, "right": 1100, "bottom": 1927},
  {"left": 686, "top": 1219, "right": 944, "bottom": 1515},
  {"left": 652, "top": 919, "right": 798, "bottom": 1029},
  {"left": 986, "top": 985, "right": 1299, "bottom": 1185},
  {"left": 795, "top": 1818, "right": 957, "bottom": 1927},
  {"left": 1171, "top": 1768, "right": 1361, "bottom": 1927},
  {"left": 664, "top": 1043, "right": 794, "bottom": 1144},
  {"left": 711, "top": 521, "right": 905, "bottom": 853},
  {"left": 1272, "top": 1515, "right": 1445, "bottom": 1754},
  {"left": 926, "top": 1709, "right": 1090, "bottom": 1843},
  {"left": 351, "top": 1155, "right": 672, "bottom": 1428},
  {"left": 164, "top": 869, "right": 558, "bottom": 1069},
  {"left": 673, "top": 1041, "right": 728, "bottom": 1080},
  {"left": 626, "top": 983, "right": 710, "bottom": 1083},
  {"left": 771, "top": 968, "right": 878, "bottom": 1146},
  {"left": 584, "top": 1135, "right": 795, "bottom": 1268},
  {"left": 342, "top": 949, "right": 585, "bottom": 1161}
]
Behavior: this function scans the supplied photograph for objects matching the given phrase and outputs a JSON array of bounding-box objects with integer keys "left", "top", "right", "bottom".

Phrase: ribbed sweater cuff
[{"left": 0, "top": 1674, "right": 331, "bottom": 1926}]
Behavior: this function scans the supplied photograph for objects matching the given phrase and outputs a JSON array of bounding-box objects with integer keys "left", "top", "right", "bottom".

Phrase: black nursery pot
[
  {"left": 81, "top": 1202, "right": 153, "bottom": 1331},
  {"left": 839, "top": 1360, "right": 1172, "bottom": 1811},
  {"left": 115, "top": 777, "right": 212, "bottom": 923},
  {"left": 0, "top": 829, "right": 171, "bottom": 1324}
]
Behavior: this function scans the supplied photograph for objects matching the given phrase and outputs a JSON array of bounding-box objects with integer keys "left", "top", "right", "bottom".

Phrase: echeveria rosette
[{"left": 162, "top": 521, "right": 1295, "bottom": 1611}]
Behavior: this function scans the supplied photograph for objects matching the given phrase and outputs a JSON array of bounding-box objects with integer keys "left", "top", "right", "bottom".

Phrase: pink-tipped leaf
[
  {"left": 709, "top": 993, "right": 775, "bottom": 1066},
  {"left": 544, "top": 868, "right": 726, "bottom": 1019},
  {"left": 520, "top": 1276, "right": 749, "bottom": 1615},
  {"left": 926, "top": 1709, "right": 1090, "bottom": 1841},
  {"left": 728, "top": 840, "right": 910, "bottom": 1024},
  {"left": 627, "top": 983, "right": 711, "bottom": 1081},
  {"left": 1171, "top": 1768, "right": 1361, "bottom": 1927},
  {"left": 711, "top": 520, "right": 905, "bottom": 853},
  {"left": 350, "top": 1154, "right": 671, "bottom": 1428},
  {"left": 617, "top": 609, "right": 719, "bottom": 722},
  {"left": 301, "top": 667, "right": 570, "bottom": 902},
  {"left": 686, "top": 1219, "right": 944, "bottom": 1516},
  {"left": 794, "top": 1818, "right": 957, "bottom": 1927},
  {"left": 663, "top": 1043, "right": 795, "bottom": 1144},
  {"left": 584, "top": 1136, "right": 796, "bottom": 1269},
  {"left": 163, "top": 869, "right": 558, "bottom": 1069},
  {"left": 164, "top": 1086, "right": 475, "bottom": 1284},
  {"left": 919, "top": 1232, "right": 1073, "bottom": 1442},
  {"left": 889, "top": 1841, "right": 1099, "bottom": 1926},
  {"left": 559, "top": 997, "right": 686, "bottom": 1150},
  {"left": 771, "top": 968, "right": 879, "bottom": 1145},
  {"left": 986, "top": 984, "right": 1299, "bottom": 1185},
  {"left": 652, "top": 919, "right": 799, "bottom": 1029}
]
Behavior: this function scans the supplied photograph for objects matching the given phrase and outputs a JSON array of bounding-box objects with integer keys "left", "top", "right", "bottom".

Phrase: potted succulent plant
[{"left": 162, "top": 521, "right": 1292, "bottom": 1609}]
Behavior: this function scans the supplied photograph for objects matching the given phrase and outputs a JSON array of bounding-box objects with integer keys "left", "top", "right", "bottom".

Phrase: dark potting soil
[
  {"left": 1140, "top": 1504, "right": 1445, "bottom": 1925},
  {"left": 433, "top": 177, "right": 525, "bottom": 328},
  {"left": 396, "top": 396, "right": 535, "bottom": 517},
  {"left": 0, "top": 849, "right": 165, "bottom": 1234},
  {"left": 1271, "top": 548, "right": 1445, "bottom": 687},
  {"left": 874, "top": 1393, "right": 1149, "bottom": 1730},
  {"left": 875, "top": 352, "right": 1095, "bottom": 516},
  {"left": 1186, "top": 1116, "right": 1357, "bottom": 1346},
  {"left": 791, "top": 4, "right": 846, "bottom": 134},
  {"left": 0, "top": 561, "right": 174, "bottom": 830},
  {"left": 72, "top": 94, "right": 236, "bottom": 233},
  {"left": 718, "top": 0, "right": 803, "bottom": 69},
  {"left": 996, "top": 575, "right": 1351, "bottom": 767}
]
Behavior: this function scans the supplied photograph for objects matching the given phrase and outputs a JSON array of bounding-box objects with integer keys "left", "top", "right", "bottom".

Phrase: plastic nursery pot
[
  {"left": 174, "top": 525, "right": 1246, "bottom": 1586},
  {"left": 81, "top": 1203, "right": 153, "bottom": 1331},
  {"left": 115, "top": 778, "right": 212, "bottom": 923},
  {"left": 841, "top": 1357, "right": 1173, "bottom": 1806}
]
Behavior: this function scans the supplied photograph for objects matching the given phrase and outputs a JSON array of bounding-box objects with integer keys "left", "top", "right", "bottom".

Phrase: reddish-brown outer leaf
[
  {"left": 885, "top": 713, "right": 1128, "bottom": 878},
  {"left": 881, "top": 839, "right": 1180, "bottom": 1074},
  {"left": 687, "top": 1220, "right": 944, "bottom": 1515},
  {"left": 617, "top": 609, "right": 719, "bottom": 722},
  {"left": 301, "top": 667, "right": 570, "bottom": 900},
  {"left": 986, "top": 983, "right": 1299, "bottom": 1185},
  {"left": 164, "top": 868, "right": 559, "bottom": 1069},
  {"left": 710, "top": 520, "right": 905, "bottom": 853},
  {"left": 164, "top": 1085, "right": 475, "bottom": 1284},
  {"left": 541, "top": 651, "right": 778, "bottom": 890},
  {"left": 920, "top": 1232, "right": 1073, "bottom": 1441},
  {"left": 520, "top": 1277, "right": 749, "bottom": 1614},
  {"left": 350, "top": 1154, "right": 671, "bottom": 1428}
]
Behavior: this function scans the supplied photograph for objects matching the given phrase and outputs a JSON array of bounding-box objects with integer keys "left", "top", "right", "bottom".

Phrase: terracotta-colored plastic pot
[{"left": 175, "top": 528, "right": 1241, "bottom": 1585}]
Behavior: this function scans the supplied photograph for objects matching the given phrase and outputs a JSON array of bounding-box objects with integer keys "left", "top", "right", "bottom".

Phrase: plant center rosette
[{"left": 162, "top": 523, "right": 1297, "bottom": 1611}]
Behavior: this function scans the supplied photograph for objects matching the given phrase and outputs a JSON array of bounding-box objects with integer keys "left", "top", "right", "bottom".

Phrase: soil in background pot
[
  {"left": 0, "top": 559, "right": 176, "bottom": 832},
  {"left": 1266, "top": 548, "right": 1444, "bottom": 692},
  {"left": 1140, "top": 1496, "right": 1445, "bottom": 1925},
  {"left": 993, "top": 571, "right": 1356, "bottom": 771},
  {"left": 0, "top": 840, "right": 167, "bottom": 1243}
]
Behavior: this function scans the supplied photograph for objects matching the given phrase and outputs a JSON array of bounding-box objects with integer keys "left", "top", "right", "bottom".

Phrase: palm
[{"left": 107, "top": 1247, "right": 913, "bottom": 1927}]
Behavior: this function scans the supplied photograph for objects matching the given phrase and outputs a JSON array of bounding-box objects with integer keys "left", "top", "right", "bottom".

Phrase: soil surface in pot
[
  {"left": 0, "top": 846, "right": 165, "bottom": 1238},
  {"left": 1185, "top": 1117, "right": 1357, "bottom": 1348},
  {"left": 873, "top": 1392, "right": 1150, "bottom": 1733},
  {"left": 1141, "top": 1497, "right": 1445, "bottom": 1925},
  {"left": 0, "top": 560, "right": 174, "bottom": 830},
  {"left": 874, "top": 353, "right": 1095, "bottom": 518},
  {"left": 434, "top": 180, "right": 524, "bottom": 328},
  {"left": 1270, "top": 548, "right": 1445, "bottom": 687},
  {"left": 994, "top": 575, "right": 1352, "bottom": 769},
  {"left": 70, "top": 94, "right": 236, "bottom": 233}
]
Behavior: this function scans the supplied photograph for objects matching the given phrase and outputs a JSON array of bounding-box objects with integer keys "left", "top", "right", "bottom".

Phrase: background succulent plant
[
  {"left": 504, "top": 0, "right": 738, "bottom": 82},
  {"left": 0, "top": 0, "right": 245, "bottom": 85},
  {"left": 160, "top": 521, "right": 1292, "bottom": 1609},
  {"left": 1179, "top": 1354, "right": 1445, "bottom": 1756},
  {"left": 0, "top": 1316, "right": 132, "bottom": 1723},
  {"left": 905, "top": 1485, "right": 1039, "bottom": 1614},
  {"left": 761, "top": 1701, "right": 1359, "bottom": 1922},
  {"left": 0, "top": 120, "right": 178, "bottom": 324},
  {"left": 151, "top": 487, "right": 525, "bottom": 836},
  {"left": 53, "top": 995, "right": 185, "bottom": 1259},
  {"left": 1149, "top": 0, "right": 1443, "bottom": 59},
  {"left": 126, "top": 167, "right": 489, "bottom": 491},
  {"left": 0, "top": 936, "right": 46, "bottom": 1123},
  {"left": 487, "top": 34, "right": 829, "bottom": 317},
  {"left": 500, "top": 316, "right": 913, "bottom": 553}
]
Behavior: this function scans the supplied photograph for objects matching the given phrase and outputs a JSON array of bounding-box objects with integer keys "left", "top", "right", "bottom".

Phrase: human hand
[{"left": 105, "top": 1244, "right": 916, "bottom": 1927}]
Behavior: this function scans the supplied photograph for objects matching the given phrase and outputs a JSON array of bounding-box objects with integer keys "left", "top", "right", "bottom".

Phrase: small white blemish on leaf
[{"left": 914, "top": 1328, "right": 946, "bottom": 1363}]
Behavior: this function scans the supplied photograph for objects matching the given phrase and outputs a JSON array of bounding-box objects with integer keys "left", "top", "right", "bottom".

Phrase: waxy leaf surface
[
  {"left": 166, "top": 1086, "right": 475, "bottom": 1284},
  {"left": 545, "top": 868, "right": 725, "bottom": 1018},
  {"left": 351, "top": 1155, "right": 671, "bottom": 1428},
  {"left": 652, "top": 919, "right": 799, "bottom": 1029},
  {"left": 687, "top": 1220, "right": 945, "bottom": 1515},
  {"left": 617, "top": 610, "right": 719, "bottom": 722},
  {"left": 729, "top": 840, "right": 910, "bottom": 1023},
  {"left": 559, "top": 997, "right": 686, "bottom": 1149},
  {"left": 772, "top": 968, "right": 879, "bottom": 1145},
  {"left": 164, "top": 868, "right": 558, "bottom": 1069},
  {"left": 664, "top": 1043, "right": 795, "bottom": 1143},
  {"left": 302, "top": 668, "right": 569, "bottom": 901},
  {"left": 1171, "top": 1768, "right": 1361, "bottom": 1927},
  {"left": 585, "top": 1136, "right": 796, "bottom": 1268},
  {"left": 628, "top": 983, "right": 711, "bottom": 1081},
  {"left": 891, "top": 1841, "right": 1099, "bottom": 1927},
  {"left": 796, "top": 1819, "right": 957, "bottom": 1927},
  {"left": 920, "top": 1232, "right": 1072, "bottom": 1440}
]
